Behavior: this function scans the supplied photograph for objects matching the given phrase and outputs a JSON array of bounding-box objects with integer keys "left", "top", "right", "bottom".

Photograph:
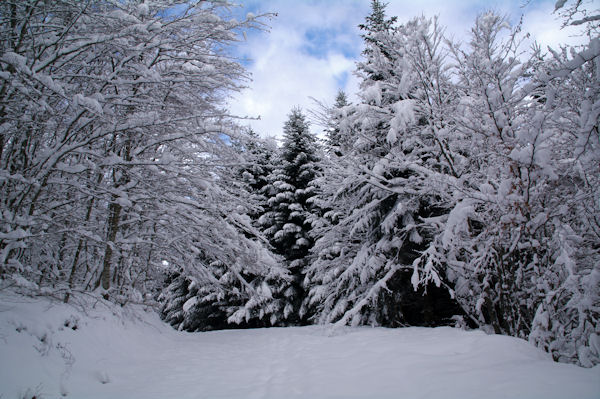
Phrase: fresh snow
[{"left": 0, "top": 293, "right": 598, "bottom": 399}]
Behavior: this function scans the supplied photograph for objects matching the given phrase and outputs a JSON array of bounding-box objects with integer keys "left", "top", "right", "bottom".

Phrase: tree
[
  {"left": 417, "top": 12, "right": 549, "bottom": 335},
  {"left": 325, "top": 90, "right": 354, "bottom": 156},
  {"left": 306, "top": 6, "right": 462, "bottom": 327},
  {"left": 237, "top": 129, "right": 279, "bottom": 222},
  {"left": 413, "top": 11, "right": 600, "bottom": 367},
  {"left": 358, "top": 0, "right": 398, "bottom": 84},
  {"left": 526, "top": 16, "right": 600, "bottom": 366},
  {"left": 259, "top": 108, "right": 321, "bottom": 323},
  {"left": 0, "top": 0, "right": 287, "bottom": 326}
]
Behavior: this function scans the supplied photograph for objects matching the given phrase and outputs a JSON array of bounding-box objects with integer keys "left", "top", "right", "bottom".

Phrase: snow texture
[{"left": 0, "top": 293, "right": 598, "bottom": 399}]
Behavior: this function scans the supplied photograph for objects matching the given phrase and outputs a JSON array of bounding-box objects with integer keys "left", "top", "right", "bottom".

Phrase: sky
[{"left": 226, "top": 0, "right": 589, "bottom": 139}]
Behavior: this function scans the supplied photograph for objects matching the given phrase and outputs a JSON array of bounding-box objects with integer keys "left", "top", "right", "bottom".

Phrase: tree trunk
[{"left": 100, "top": 199, "right": 122, "bottom": 296}]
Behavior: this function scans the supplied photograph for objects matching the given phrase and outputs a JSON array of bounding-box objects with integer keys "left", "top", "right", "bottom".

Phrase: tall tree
[
  {"left": 260, "top": 108, "right": 321, "bottom": 323},
  {"left": 306, "top": 6, "right": 461, "bottom": 327},
  {"left": 238, "top": 129, "right": 279, "bottom": 222},
  {"left": 414, "top": 11, "right": 600, "bottom": 367}
]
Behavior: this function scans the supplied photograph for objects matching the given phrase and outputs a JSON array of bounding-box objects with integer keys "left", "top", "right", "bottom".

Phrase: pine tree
[
  {"left": 323, "top": 90, "right": 355, "bottom": 156},
  {"left": 358, "top": 0, "right": 398, "bottom": 83},
  {"left": 159, "top": 252, "right": 289, "bottom": 332},
  {"left": 158, "top": 127, "right": 289, "bottom": 331},
  {"left": 238, "top": 129, "right": 278, "bottom": 222},
  {"left": 306, "top": 6, "right": 462, "bottom": 327},
  {"left": 259, "top": 108, "right": 321, "bottom": 323}
]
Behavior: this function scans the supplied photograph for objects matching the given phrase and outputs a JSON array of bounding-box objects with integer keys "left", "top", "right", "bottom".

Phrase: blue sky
[{"left": 226, "top": 0, "right": 588, "bottom": 139}]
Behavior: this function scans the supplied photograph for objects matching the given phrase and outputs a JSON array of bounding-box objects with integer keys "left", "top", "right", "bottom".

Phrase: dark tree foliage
[{"left": 259, "top": 108, "right": 321, "bottom": 323}]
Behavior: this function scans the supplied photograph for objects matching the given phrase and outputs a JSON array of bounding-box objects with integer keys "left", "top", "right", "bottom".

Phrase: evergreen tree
[
  {"left": 325, "top": 90, "right": 354, "bottom": 156},
  {"left": 238, "top": 129, "right": 279, "bottom": 223},
  {"left": 159, "top": 252, "right": 289, "bottom": 332},
  {"left": 358, "top": 0, "right": 398, "bottom": 83},
  {"left": 306, "top": 7, "right": 461, "bottom": 327},
  {"left": 259, "top": 108, "right": 321, "bottom": 323},
  {"left": 158, "top": 128, "right": 289, "bottom": 332}
]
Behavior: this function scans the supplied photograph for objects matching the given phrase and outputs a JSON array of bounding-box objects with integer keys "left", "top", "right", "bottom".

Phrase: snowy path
[{"left": 0, "top": 295, "right": 598, "bottom": 398}]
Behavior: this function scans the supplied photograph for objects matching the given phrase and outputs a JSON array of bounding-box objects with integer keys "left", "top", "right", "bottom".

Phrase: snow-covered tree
[
  {"left": 259, "top": 108, "right": 321, "bottom": 323},
  {"left": 237, "top": 129, "right": 279, "bottom": 222},
  {"left": 417, "top": 12, "right": 550, "bottom": 335},
  {"left": 325, "top": 90, "right": 351, "bottom": 153},
  {"left": 525, "top": 18, "right": 600, "bottom": 366},
  {"left": 0, "top": 0, "right": 287, "bottom": 325},
  {"left": 412, "top": 11, "right": 599, "bottom": 367},
  {"left": 310, "top": 89, "right": 355, "bottom": 156},
  {"left": 306, "top": 5, "right": 461, "bottom": 327},
  {"left": 158, "top": 129, "right": 290, "bottom": 332},
  {"left": 159, "top": 245, "right": 289, "bottom": 331}
]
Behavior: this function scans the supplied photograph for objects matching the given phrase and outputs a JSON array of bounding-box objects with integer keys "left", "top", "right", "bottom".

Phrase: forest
[{"left": 0, "top": 0, "right": 598, "bottom": 370}]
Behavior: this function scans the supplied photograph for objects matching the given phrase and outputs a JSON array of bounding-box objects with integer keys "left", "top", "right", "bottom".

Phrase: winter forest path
[{"left": 0, "top": 297, "right": 598, "bottom": 399}]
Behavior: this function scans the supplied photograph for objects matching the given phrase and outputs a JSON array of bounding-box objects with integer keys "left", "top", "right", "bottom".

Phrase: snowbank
[{"left": 0, "top": 292, "right": 598, "bottom": 399}]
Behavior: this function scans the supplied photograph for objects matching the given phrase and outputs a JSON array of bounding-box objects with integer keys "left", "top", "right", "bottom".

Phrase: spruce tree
[
  {"left": 237, "top": 129, "right": 278, "bottom": 223},
  {"left": 325, "top": 90, "right": 354, "bottom": 156},
  {"left": 158, "top": 128, "right": 289, "bottom": 332},
  {"left": 259, "top": 108, "right": 321, "bottom": 323},
  {"left": 306, "top": 5, "right": 462, "bottom": 327}
]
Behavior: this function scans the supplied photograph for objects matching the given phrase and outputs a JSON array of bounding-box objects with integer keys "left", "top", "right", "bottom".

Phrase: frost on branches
[
  {"left": 411, "top": 12, "right": 600, "bottom": 367},
  {"left": 306, "top": 3, "right": 462, "bottom": 328},
  {"left": 0, "top": 0, "right": 286, "bottom": 327}
]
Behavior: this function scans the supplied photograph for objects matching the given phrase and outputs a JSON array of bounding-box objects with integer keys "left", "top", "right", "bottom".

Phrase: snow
[
  {"left": 554, "top": 0, "right": 568, "bottom": 11},
  {"left": 137, "top": 3, "right": 150, "bottom": 17},
  {"left": 363, "top": 82, "right": 382, "bottom": 106},
  {"left": 442, "top": 199, "right": 474, "bottom": 248},
  {"left": 182, "top": 296, "right": 198, "bottom": 313},
  {"left": 115, "top": 196, "right": 133, "bottom": 208},
  {"left": 1, "top": 293, "right": 598, "bottom": 399},
  {"left": 388, "top": 99, "right": 416, "bottom": 144},
  {"left": 73, "top": 94, "right": 103, "bottom": 115}
]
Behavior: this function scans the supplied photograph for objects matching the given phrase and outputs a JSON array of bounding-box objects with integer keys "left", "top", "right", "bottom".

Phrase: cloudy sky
[{"left": 226, "top": 0, "right": 587, "bottom": 139}]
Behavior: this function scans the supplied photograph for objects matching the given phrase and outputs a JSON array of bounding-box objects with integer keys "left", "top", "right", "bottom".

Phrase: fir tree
[
  {"left": 306, "top": 7, "right": 462, "bottom": 327},
  {"left": 358, "top": 0, "right": 398, "bottom": 82},
  {"left": 325, "top": 90, "right": 354, "bottom": 156},
  {"left": 259, "top": 108, "right": 321, "bottom": 323},
  {"left": 158, "top": 128, "right": 289, "bottom": 332},
  {"left": 238, "top": 129, "right": 278, "bottom": 223}
]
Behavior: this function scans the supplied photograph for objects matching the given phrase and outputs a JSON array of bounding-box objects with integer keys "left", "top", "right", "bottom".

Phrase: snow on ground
[{"left": 0, "top": 292, "right": 598, "bottom": 399}]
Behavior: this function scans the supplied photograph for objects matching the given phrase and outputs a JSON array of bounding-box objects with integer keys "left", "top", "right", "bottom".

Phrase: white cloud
[
  {"left": 229, "top": 33, "right": 357, "bottom": 138},
  {"left": 521, "top": 1, "right": 589, "bottom": 49},
  {"left": 228, "top": 0, "right": 364, "bottom": 139},
  {"left": 229, "top": 0, "right": 590, "bottom": 139}
]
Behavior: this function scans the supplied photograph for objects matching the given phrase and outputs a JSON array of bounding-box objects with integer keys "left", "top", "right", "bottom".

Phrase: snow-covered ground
[{"left": 1, "top": 292, "right": 598, "bottom": 399}]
